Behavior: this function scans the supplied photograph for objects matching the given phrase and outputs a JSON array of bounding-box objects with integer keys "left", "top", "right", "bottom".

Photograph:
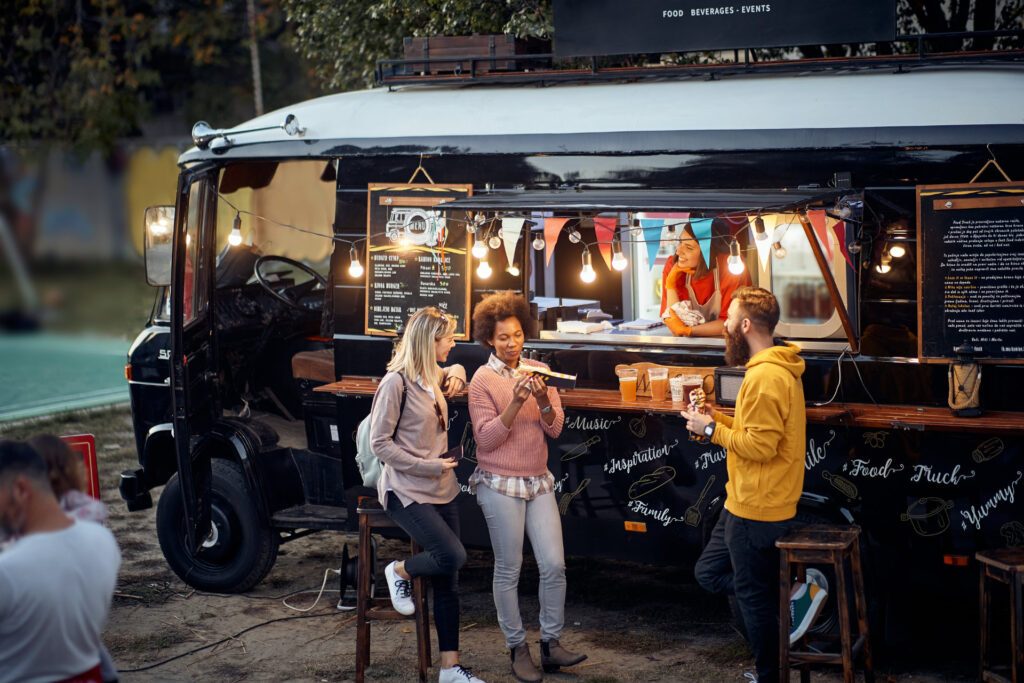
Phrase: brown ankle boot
[
  {"left": 510, "top": 642, "right": 542, "bottom": 682},
  {"left": 540, "top": 639, "right": 587, "bottom": 672}
]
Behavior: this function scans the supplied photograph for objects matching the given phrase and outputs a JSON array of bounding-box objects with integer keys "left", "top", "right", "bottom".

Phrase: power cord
[
  {"left": 814, "top": 349, "right": 848, "bottom": 407},
  {"left": 117, "top": 610, "right": 340, "bottom": 673},
  {"left": 282, "top": 568, "right": 340, "bottom": 612}
]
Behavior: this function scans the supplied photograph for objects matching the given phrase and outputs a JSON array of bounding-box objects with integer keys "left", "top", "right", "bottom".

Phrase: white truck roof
[{"left": 180, "top": 64, "right": 1024, "bottom": 163}]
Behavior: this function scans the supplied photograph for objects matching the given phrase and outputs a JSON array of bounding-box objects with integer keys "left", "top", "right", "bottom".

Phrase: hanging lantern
[
  {"left": 611, "top": 238, "right": 628, "bottom": 271},
  {"left": 580, "top": 247, "right": 596, "bottom": 283},
  {"left": 348, "top": 245, "right": 364, "bottom": 278},
  {"left": 727, "top": 239, "right": 745, "bottom": 275}
]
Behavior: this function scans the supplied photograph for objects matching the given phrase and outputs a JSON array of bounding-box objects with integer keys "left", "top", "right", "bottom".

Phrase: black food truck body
[{"left": 122, "top": 63, "right": 1024, "bottom": 638}]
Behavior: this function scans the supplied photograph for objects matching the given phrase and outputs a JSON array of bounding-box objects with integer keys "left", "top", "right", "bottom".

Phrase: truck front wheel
[{"left": 156, "top": 458, "right": 279, "bottom": 592}]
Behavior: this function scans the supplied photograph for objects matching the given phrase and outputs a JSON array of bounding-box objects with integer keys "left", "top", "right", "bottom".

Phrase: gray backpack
[{"left": 355, "top": 374, "right": 407, "bottom": 487}]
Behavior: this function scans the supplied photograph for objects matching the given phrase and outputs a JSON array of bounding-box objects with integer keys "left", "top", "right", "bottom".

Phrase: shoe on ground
[
  {"left": 540, "top": 638, "right": 587, "bottom": 672},
  {"left": 383, "top": 560, "right": 415, "bottom": 616},
  {"left": 439, "top": 664, "right": 486, "bottom": 683},
  {"left": 510, "top": 642, "right": 542, "bottom": 682},
  {"left": 789, "top": 580, "right": 828, "bottom": 645}
]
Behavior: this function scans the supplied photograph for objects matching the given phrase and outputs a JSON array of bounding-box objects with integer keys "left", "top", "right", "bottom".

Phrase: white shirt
[{"left": 0, "top": 519, "right": 121, "bottom": 683}]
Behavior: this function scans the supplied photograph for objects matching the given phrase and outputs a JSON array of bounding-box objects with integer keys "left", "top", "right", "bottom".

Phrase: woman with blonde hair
[{"left": 369, "top": 306, "right": 485, "bottom": 683}]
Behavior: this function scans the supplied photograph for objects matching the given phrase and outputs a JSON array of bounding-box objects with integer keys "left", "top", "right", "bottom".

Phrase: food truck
[{"left": 120, "top": 45, "right": 1024, "bottom": 643}]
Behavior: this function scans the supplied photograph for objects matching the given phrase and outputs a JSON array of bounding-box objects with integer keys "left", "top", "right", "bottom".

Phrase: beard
[{"left": 724, "top": 326, "right": 752, "bottom": 367}]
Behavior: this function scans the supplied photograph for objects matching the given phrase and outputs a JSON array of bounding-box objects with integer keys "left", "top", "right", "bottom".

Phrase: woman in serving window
[{"left": 660, "top": 222, "right": 750, "bottom": 337}]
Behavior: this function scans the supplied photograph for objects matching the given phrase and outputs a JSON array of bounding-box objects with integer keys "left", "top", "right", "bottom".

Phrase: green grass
[{"left": 0, "top": 260, "right": 155, "bottom": 339}]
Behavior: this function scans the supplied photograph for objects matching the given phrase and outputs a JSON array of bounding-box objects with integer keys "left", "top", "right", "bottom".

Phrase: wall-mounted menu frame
[
  {"left": 365, "top": 183, "right": 473, "bottom": 339},
  {"left": 917, "top": 181, "right": 1024, "bottom": 362}
]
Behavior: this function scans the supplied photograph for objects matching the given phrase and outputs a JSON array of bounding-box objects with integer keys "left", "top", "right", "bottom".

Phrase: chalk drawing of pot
[{"left": 901, "top": 497, "right": 954, "bottom": 537}]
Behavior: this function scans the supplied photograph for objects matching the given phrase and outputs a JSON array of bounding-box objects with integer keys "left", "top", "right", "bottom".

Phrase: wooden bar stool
[
  {"left": 355, "top": 496, "right": 432, "bottom": 683},
  {"left": 776, "top": 525, "right": 874, "bottom": 683},
  {"left": 977, "top": 547, "right": 1024, "bottom": 683}
]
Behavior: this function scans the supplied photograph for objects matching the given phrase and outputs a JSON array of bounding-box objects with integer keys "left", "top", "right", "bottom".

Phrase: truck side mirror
[{"left": 144, "top": 205, "right": 174, "bottom": 287}]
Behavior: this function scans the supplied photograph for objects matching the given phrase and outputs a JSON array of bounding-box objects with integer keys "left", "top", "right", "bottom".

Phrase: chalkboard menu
[
  {"left": 365, "top": 183, "right": 473, "bottom": 339},
  {"left": 918, "top": 182, "right": 1024, "bottom": 360}
]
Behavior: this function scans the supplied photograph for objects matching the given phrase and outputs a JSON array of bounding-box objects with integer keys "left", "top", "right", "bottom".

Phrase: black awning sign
[{"left": 553, "top": 0, "right": 896, "bottom": 58}]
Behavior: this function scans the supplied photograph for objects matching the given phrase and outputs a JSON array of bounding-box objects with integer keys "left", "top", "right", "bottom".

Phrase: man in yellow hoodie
[{"left": 682, "top": 286, "right": 810, "bottom": 683}]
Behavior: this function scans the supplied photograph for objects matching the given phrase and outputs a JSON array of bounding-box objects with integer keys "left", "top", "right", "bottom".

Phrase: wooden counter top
[{"left": 316, "top": 377, "right": 1024, "bottom": 434}]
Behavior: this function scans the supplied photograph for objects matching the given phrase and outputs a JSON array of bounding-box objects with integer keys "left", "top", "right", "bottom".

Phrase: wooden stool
[
  {"left": 355, "top": 497, "right": 432, "bottom": 683},
  {"left": 777, "top": 525, "right": 874, "bottom": 683},
  {"left": 977, "top": 548, "right": 1024, "bottom": 683}
]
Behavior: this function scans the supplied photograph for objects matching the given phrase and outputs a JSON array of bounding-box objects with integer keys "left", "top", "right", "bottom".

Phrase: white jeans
[{"left": 476, "top": 485, "right": 567, "bottom": 648}]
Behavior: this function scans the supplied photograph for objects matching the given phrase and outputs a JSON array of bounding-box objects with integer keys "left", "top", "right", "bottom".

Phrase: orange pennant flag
[
  {"left": 544, "top": 217, "right": 569, "bottom": 267},
  {"left": 807, "top": 209, "right": 833, "bottom": 263},
  {"left": 593, "top": 215, "right": 617, "bottom": 271}
]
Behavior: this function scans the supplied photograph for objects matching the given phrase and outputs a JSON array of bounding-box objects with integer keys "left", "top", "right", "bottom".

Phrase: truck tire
[{"left": 157, "top": 458, "right": 279, "bottom": 593}]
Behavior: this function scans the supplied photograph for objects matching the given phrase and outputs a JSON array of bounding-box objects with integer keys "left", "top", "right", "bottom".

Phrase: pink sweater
[{"left": 468, "top": 360, "right": 565, "bottom": 477}]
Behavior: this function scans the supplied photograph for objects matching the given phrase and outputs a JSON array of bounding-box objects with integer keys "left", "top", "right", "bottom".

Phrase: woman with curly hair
[{"left": 468, "top": 291, "right": 586, "bottom": 682}]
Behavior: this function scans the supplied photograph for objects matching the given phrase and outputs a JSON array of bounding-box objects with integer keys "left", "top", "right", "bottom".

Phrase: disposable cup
[{"left": 649, "top": 367, "right": 668, "bottom": 401}]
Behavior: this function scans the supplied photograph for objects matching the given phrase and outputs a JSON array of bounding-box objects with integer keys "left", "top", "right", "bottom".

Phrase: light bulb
[
  {"left": 847, "top": 242, "right": 862, "bottom": 255},
  {"left": 888, "top": 243, "right": 906, "bottom": 259},
  {"left": 471, "top": 239, "right": 488, "bottom": 259},
  {"left": 837, "top": 205, "right": 852, "bottom": 219},
  {"left": 580, "top": 248, "right": 596, "bottom": 283},
  {"left": 875, "top": 262, "right": 892, "bottom": 274},
  {"left": 772, "top": 241, "right": 787, "bottom": 259},
  {"left": 466, "top": 223, "right": 477, "bottom": 235},
  {"left": 227, "top": 213, "right": 243, "bottom": 246},
  {"left": 611, "top": 239, "right": 628, "bottom": 271},
  {"left": 506, "top": 264, "right": 521, "bottom": 277},
  {"left": 348, "top": 246, "right": 364, "bottom": 278},
  {"left": 727, "top": 239, "right": 745, "bottom": 275},
  {"left": 488, "top": 234, "right": 502, "bottom": 249},
  {"left": 753, "top": 215, "right": 768, "bottom": 241},
  {"left": 476, "top": 259, "right": 492, "bottom": 279},
  {"left": 532, "top": 235, "right": 545, "bottom": 251},
  {"left": 568, "top": 229, "right": 582, "bottom": 244}
]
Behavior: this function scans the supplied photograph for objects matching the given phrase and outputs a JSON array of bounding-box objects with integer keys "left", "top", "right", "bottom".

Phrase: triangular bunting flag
[
  {"left": 639, "top": 217, "right": 665, "bottom": 269},
  {"left": 688, "top": 218, "right": 714, "bottom": 269},
  {"left": 594, "top": 215, "right": 617, "bottom": 271},
  {"left": 828, "top": 217, "right": 855, "bottom": 270},
  {"left": 543, "top": 217, "right": 569, "bottom": 267},
  {"left": 807, "top": 209, "right": 833, "bottom": 263},
  {"left": 500, "top": 217, "right": 525, "bottom": 269}
]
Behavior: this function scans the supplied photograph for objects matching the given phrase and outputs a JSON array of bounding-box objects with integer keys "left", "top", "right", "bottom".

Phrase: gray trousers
[{"left": 476, "top": 485, "right": 567, "bottom": 648}]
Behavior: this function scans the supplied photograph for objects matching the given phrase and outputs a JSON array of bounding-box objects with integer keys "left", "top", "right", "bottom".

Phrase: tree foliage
[{"left": 283, "top": 0, "right": 1022, "bottom": 91}]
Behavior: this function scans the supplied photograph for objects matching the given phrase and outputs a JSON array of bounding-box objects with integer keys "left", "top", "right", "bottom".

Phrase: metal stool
[
  {"left": 777, "top": 525, "right": 874, "bottom": 683},
  {"left": 977, "top": 547, "right": 1024, "bottom": 683},
  {"left": 355, "top": 496, "right": 432, "bottom": 683}
]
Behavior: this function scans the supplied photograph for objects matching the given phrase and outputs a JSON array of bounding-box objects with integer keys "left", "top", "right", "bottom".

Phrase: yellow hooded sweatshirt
[{"left": 711, "top": 342, "right": 806, "bottom": 522}]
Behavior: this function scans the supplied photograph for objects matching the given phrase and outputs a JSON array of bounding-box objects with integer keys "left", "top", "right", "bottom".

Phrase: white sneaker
[
  {"left": 384, "top": 561, "right": 415, "bottom": 615},
  {"left": 439, "top": 664, "right": 486, "bottom": 683}
]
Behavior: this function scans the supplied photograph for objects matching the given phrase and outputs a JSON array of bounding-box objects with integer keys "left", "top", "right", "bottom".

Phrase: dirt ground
[{"left": 2, "top": 407, "right": 977, "bottom": 683}]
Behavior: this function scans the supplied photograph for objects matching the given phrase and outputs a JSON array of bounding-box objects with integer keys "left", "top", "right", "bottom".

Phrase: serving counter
[{"left": 314, "top": 376, "right": 1024, "bottom": 434}]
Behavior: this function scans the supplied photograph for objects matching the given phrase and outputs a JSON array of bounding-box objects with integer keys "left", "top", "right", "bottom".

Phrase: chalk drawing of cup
[
  {"left": 972, "top": 437, "right": 1004, "bottom": 464},
  {"left": 822, "top": 471, "right": 859, "bottom": 500},
  {"left": 901, "top": 497, "right": 954, "bottom": 537}
]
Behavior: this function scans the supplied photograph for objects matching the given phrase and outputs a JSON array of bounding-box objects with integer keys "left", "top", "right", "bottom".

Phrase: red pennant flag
[
  {"left": 807, "top": 209, "right": 833, "bottom": 262},
  {"left": 830, "top": 218, "right": 855, "bottom": 270},
  {"left": 593, "top": 215, "right": 617, "bottom": 271},
  {"left": 543, "top": 217, "right": 569, "bottom": 267}
]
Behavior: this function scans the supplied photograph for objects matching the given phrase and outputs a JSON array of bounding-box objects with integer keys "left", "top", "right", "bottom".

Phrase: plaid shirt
[{"left": 468, "top": 354, "right": 554, "bottom": 500}]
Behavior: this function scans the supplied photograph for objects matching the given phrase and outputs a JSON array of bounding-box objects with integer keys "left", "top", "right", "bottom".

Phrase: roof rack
[{"left": 376, "top": 29, "right": 1024, "bottom": 87}]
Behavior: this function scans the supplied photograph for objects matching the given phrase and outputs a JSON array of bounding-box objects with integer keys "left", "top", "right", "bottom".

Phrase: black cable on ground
[{"left": 117, "top": 610, "right": 340, "bottom": 673}]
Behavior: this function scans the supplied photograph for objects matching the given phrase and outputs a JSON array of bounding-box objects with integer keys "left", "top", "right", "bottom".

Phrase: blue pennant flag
[
  {"left": 640, "top": 219, "right": 665, "bottom": 269},
  {"left": 689, "top": 218, "right": 714, "bottom": 269}
]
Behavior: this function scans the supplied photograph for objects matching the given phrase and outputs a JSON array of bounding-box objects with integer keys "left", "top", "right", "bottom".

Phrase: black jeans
[
  {"left": 385, "top": 495, "right": 467, "bottom": 652},
  {"left": 695, "top": 509, "right": 793, "bottom": 683}
]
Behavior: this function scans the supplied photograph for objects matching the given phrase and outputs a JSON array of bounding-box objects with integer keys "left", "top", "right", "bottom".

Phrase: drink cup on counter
[
  {"left": 670, "top": 375, "right": 686, "bottom": 403},
  {"left": 648, "top": 367, "right": 668, "bottom": 401},
  {"left": 617, "top": 367, "right": 638, "bottom": 402},
  {"left": 681, "top": 374, "right": 703, "bottom": 398}
]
